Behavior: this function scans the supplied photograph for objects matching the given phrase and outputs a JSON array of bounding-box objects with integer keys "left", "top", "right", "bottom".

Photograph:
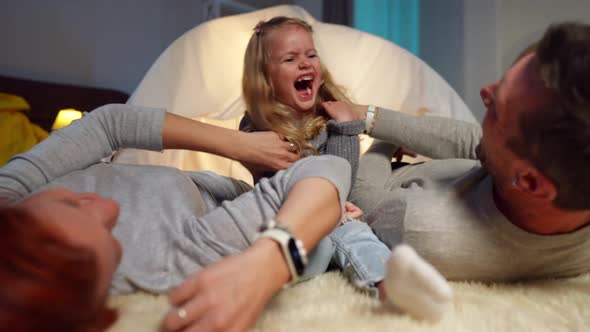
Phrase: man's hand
[
  {"left": 321, "top": 101, "right": 368, "bottom": 122},
  {"left": 162, "top": 240, "right": 289, "bottom": 332},
  {"left": 235, "top": 131, "right": 299, "bottom": 172},
  {"left": 344, "top": 201, "right": 364, "bottom": 219}
]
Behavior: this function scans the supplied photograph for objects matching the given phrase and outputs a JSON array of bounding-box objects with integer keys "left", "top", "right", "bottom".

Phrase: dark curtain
[{"left": 322, "top": 0, "right": 353, "bottom": 26}]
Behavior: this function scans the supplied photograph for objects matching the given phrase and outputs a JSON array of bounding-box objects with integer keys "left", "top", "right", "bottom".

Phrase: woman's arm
[
  {"left": 162, "top": 112, "right": 298, "bottom": 171},
  {"left": 236, "top": 112, "right": 291, "bottom": 184},
  {"left": 0, "top": 104, "right": 297, "bottom": 204},
  {"left": 0, "top": 104, "right": 164, "bottom": 204},
  {"left": 163, "top": 157, "right": 350, "bottom": 332}
]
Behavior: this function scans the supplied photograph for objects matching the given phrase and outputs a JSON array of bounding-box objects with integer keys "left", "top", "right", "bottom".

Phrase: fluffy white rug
[{"left": 107, "top": 272, "right": 590, "bottom": 331}]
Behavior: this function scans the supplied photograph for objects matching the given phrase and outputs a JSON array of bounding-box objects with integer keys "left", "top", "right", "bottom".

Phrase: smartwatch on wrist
[
  {"left": 258, "top": 219, "right": 308, "bottom": 284},
  {"left": 364, "top": 104, "right": 376, "bottom": 134}
]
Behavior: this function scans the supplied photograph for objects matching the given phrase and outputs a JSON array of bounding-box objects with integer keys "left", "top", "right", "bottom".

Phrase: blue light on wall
[{"left": 353, "top": 0, "right": 420, "bottom": 55}]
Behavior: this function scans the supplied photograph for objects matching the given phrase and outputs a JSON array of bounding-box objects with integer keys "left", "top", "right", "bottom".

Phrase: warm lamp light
[{"left": 52, "top": 109, "right": 82, "bottom": 131}]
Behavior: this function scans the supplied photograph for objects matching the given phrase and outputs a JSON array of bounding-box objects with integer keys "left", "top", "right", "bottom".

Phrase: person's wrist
[
  {"left": 333, "top": 115, "right": 353, "bottom": 123},
  {"left": 332, "top": 109, "right": 355, "bottom": 122},
  {"left": 233, "top": 131, "right": 249, "bottom": 161},
  {"left": 363, "top": 105, "right": 378, "bottom": 134},
  {"left": 352, "top": 104, "right": 369, "bottom": 120},
  {"left": 250, "top": 239, "right": 291, "bottom": 290}
]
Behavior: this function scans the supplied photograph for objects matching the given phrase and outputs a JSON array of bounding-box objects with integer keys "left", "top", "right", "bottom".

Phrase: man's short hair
[{"left": 509, "top": 22, "right": 590, "bottom": 210}]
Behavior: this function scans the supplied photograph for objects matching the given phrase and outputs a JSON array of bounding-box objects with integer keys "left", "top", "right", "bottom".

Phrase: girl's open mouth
[{"left": 294, "top": 75, "right": 314, "bottom": 99}]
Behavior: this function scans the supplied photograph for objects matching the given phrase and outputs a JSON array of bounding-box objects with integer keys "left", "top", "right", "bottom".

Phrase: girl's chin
[
  {"left": 293, "top": 105, "right": 315, "bottom": 114},
  {"left": 282, "top": 95, "right": 317, "bottom": 114},
  {"left": 293, "top": 98, "right": 317, "bottom": 112}
]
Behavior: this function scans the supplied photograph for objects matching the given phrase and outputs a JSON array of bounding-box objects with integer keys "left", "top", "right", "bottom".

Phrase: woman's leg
[
  {"left": 185, "top": 155, "right": 350, "bottom": 264},
  {"left": 164, "top": 155, "right": 350, "bottom": 332},
  {"left": 190, "top": 170, "right": 253, "bottom": 207}
]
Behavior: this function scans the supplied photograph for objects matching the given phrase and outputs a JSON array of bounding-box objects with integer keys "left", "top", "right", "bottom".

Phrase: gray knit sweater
[{"left": 239, "top": 113, "right": 365, "bottom": 184}]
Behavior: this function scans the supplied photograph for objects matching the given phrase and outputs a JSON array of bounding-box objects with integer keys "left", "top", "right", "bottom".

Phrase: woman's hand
[
  {"left": 321, "top": 101, "right": 368, "bottom": 122},
  {"left": 235, "top": 131, "right": 299, "bottom": 172},
  {"left": 344, "top": 201, "right": 364, "bottom": 219},
  {"left": 162, "top": 113, "right": 298, "bottom": 171},
  {"left": 162, "top": 240, "right": 289, "bottom": 332}
]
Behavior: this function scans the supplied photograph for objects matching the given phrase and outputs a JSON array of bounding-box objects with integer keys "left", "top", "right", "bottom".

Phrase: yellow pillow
[
  {"left": 0, "top": 93, "right": 48, "bottom": 165},
  {"left": 0, "top": 93, "right": 31, "bottom": 112}
]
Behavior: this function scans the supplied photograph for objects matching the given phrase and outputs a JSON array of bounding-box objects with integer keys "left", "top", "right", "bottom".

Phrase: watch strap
[
  {"left": 258, "top": 226, "right": 308, "bottom": 285},
  {"left": 365, "top": 105, "right": 376, "bottom": 134}
]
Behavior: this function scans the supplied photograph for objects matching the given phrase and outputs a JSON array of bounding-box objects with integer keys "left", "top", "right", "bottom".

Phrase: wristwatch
[
  {"left": 364, "top": 104, "right": 376, "bottom": 134},
  {"left": 258, "top": 219, "right": 308, "bottom": 284}
]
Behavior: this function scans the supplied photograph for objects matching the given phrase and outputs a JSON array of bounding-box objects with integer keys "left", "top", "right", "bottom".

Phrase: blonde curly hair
[{"left": 242, "top": 16, "right": 351, "bottom": 155}]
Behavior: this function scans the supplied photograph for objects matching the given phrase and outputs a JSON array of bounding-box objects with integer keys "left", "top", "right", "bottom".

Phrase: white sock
[{"left": 382, "top": 244, "right": 453, "bottom": 322}]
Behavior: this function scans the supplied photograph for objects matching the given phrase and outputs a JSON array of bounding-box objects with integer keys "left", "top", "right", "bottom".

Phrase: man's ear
[{"left": 513, "top": 167, "right": 557, "bottom": 202}]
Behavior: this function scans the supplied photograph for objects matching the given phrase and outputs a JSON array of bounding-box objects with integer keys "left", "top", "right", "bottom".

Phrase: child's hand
[
  {"left": 393, "top": 147, "right": 418, "bottom": 162},
  {"left": 322, "top": 101, "right": 367, "bottom": 122},
  {"left": 344, "top": 201, "right": 364, "bottom": 219}
]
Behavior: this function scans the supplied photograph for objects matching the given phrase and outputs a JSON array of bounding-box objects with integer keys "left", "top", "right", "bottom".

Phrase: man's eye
[
  {"left": 308, "top": 54, "right": 317, "bottom": 58},
  {"left": 284, "top": 58, "right": 294, "bottom": 62}
]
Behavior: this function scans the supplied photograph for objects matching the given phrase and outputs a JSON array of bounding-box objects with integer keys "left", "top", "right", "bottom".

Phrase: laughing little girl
[{"left": 238, "top": 16, "right": 453, "bottom": 322}]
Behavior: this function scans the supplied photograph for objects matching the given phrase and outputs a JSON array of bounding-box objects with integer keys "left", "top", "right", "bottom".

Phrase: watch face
[{"left": 288, "top": 239, "right": 305, "bottom": 276}]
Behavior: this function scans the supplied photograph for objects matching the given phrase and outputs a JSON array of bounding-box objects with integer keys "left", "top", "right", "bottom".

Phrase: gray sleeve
[
  {"left": 370, "top": 108, "right": 482, "bottom": 160},
  {"left": 325, "top": 119, "right": 365, "bottom": 186},
  {"left": 0, "top": 104, "right": 165, "bottom": 205}
]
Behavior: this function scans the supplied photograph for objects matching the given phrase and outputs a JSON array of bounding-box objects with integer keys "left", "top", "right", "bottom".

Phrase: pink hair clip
[{"left": 254, "top": 21, "right": 264, "bottom": 35}]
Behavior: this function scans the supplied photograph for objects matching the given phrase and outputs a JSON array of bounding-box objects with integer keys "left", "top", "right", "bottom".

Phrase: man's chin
[{"left": 475, "top": 143, "right": 485, "bottom": 162}]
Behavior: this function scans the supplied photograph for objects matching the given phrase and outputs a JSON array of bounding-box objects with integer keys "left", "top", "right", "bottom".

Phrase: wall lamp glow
[{"left": 52, "top": 108, "right": 83, "bottom": 131}]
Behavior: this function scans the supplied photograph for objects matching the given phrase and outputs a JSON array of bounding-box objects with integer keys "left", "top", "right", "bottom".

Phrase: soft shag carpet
[{"left": 107, "top": 272, "right": 590, "bottom": 331}]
